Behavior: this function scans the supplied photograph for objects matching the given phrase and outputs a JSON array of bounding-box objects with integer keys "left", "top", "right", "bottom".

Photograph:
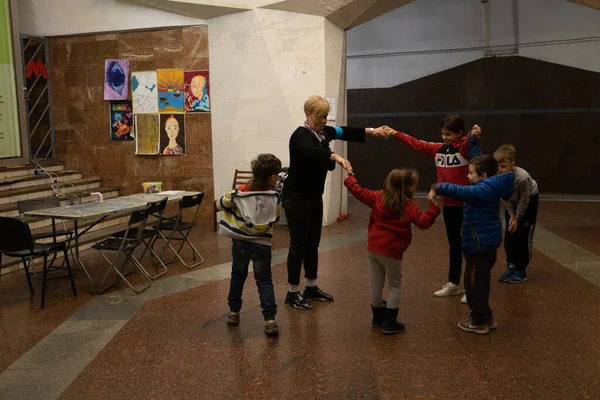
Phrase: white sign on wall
[
  {"left": 0, "top": 0, "right": 22, "bottom": 159},
  {"left": 327, "top": 97, "right": 336, "bottom": 121}
]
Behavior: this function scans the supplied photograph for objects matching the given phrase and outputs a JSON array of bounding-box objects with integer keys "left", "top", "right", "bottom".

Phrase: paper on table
[{"left": 157, "top": 190, "right": 185, "bottom": 195}]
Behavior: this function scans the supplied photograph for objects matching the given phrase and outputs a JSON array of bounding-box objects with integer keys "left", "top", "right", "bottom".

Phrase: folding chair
[
  {"left": 152, "top": 192, "right": 204, "bottom": 269},
  {"left": 112, "top": 197, "right": 168, "bottom": 280},
  {"left": 95, "top": 205, "right": 153, "bottom": 294},
  {"left": 18, "top": 197, "right": 75, "bottom": 279},
  {"left": 0, "top": 217, "right": 77, "bottom": 309}
]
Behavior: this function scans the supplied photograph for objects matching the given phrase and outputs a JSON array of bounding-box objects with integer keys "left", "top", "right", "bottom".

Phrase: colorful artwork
[
  {"left": 131, "top": 71, "right": 158, "bottom": 114},
  {"left": 184, "top": 70, "right": 210, "bottom": 112},
  {"left": 135, "top": 114, "right": 160, "bottom": 155},
  {"left": 157, "top": 69, "right": 184, "bottom": 113},
  {"left": 109, "top": 100, "right": 134, "bottom": 141},
  {"left": 104, "top": 59, "right": 129, "bottom": 100},
  {"left": 159, "top": 114, "right": 185, "bottom": 156}
]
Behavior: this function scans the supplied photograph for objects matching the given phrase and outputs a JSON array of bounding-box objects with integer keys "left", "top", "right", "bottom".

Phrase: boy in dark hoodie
[{"left": 428, "top": 155, "right": 514, "bottom": 335}]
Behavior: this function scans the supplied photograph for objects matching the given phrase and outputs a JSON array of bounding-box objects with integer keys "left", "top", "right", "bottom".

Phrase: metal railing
[{"left": 21, "top": 35, "right": 55, "bottom": 161}]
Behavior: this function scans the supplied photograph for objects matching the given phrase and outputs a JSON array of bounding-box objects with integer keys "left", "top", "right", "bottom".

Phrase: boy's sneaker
[
  {"left": 499, "top": 268, "right": 514, "bottom": 282},
  {"left": 460, "top": 293, "right": 467, "bottom": 304},
  {"left": 458, "top": 317, "right": 489, "bottom": 335},
  {"left": 487, "top": 318, "right": 498, "bottom": 330},
  {"left": 264, "top": 321, "right": 279, "bottom": 336},
  {"left": 284, "top": 291, "right": 312, "bottom": 310},
  {"left": 434, "top": 282, "right": 462, "bottom": 297},
  {"left": 508, "top": 270, "right": 528, "bottom": 284},
  {"left": 226, "top": 312, "right": 240, "bottom": 326},
  {"left": 303, "top": 286, "right": 334, "bottom": 302}
]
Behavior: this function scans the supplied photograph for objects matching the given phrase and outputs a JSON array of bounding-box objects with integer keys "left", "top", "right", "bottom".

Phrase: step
[
  {"left": 0, "top": 170, "right": 83, "bottom": 192},
  {"left": 0, "top": 187, "right": 120, "bottom": 218},
  {"left": 0, "top": 162, "right": 64, "bottom": 179},
  {"left": 0, "top": 178, "right": 102, "bottom": 205}
]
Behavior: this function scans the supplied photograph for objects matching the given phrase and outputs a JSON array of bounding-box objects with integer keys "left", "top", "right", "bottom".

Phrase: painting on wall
[
  {"left": 159, "top": 114, "right": 185, "bottom": 155},
  {"left": 157, "top": 69, "right": 184, "bottom": 113},
  {"left": 109, "top": 100, "right": 134, "bottom": 141},
  {"left": 184, "top": 70, "right": 210, "bottom": 112},
  {"left": 104, "top": 59, "right": 129, "bottom": 100},
  {"left": 135, "top": 114, "right": 160, "bottom": 155},
  {"left": 131, "top": 71, "right": 158, "bottom": 114}
]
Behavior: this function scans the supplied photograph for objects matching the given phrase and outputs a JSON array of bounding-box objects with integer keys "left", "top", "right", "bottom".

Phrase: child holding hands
[{"left": 344, "top": 168, "right": 440, "bottom": 334}]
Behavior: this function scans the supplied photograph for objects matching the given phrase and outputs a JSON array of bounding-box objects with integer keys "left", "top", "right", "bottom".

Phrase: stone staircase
[{"left": 0, "top": 162, "right": 128, "bottom": 275}]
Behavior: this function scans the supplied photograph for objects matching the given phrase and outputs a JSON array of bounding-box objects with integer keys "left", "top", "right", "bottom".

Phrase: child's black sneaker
[
  {"left": 284, "top": 291, "right": 312, "bottom": 310},
  {"left": 264, "top": 321, "right": 279, "bottom": 336},
  {"left": 302, "top": 285, "right": 334, "bottom": 302},
  {"left": 226, "top": 312, "right": 240, "bottom": 326}
]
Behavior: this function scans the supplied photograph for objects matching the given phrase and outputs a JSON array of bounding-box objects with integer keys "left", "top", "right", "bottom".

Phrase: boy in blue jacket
[{"left": 428, "top": 155, "right": 514, "bottom": 335}]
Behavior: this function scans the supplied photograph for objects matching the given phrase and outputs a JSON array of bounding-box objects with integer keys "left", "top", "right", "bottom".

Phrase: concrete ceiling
[
  {"left": 128, "top": 0, "right": 250, "bottom": 19},
  {"left": 126, "top": 0, "right": 600, "bottom": 28},
  {"left": 566, "top": 0, "right": 600, "bottom": 10},
  {"left": 261, "top": 0, "right": 417, "bottom": 29}
]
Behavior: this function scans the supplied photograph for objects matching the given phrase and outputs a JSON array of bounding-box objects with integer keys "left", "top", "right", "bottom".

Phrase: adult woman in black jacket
[{"left": 283, "top": 95, "right": 387, "bottom": 309}]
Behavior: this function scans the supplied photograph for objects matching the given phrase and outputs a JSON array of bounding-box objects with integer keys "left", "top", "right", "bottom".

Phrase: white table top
[{"left": 23, "top": 191, "right": 202, "bottom": 220}]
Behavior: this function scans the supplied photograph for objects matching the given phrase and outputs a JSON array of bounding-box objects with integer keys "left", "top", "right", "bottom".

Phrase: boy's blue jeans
[{"left": 228, "top": 239, "right": 277, "bottom": 321}]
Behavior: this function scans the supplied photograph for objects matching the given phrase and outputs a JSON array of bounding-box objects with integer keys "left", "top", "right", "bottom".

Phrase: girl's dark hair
[
  {"left": 470, "top": 155, "right": 498, "bottom": 178},
  {"left": 248, "top": 153, "right": 282, "bottom": 190},
  {"left": 381, "top": 168, "right": 418, "bottom": 216},
  {"left": 440, "top": 115, "right": 465, "bottom": 134}
]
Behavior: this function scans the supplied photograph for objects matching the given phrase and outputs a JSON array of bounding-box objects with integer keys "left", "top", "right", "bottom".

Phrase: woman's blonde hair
[
  {"left": 381, "top": 169, "right": 419, "bottom": 216},
  {"left": 303, "top": 95, "right": 330, "bottom": 118}
]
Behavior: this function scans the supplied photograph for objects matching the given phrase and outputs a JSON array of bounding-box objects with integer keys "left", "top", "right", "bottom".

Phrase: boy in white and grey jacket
[
  {"left": 216, "top": 154, "right": 282, "bottom": 336},
  {"left": 494, "top": 145, "right": 539, "bottom": 283}
]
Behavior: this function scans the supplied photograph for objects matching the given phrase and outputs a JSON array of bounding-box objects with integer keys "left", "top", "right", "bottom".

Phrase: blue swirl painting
[{"left": 104, "top": 59, "right": 129, "bottom": 100}]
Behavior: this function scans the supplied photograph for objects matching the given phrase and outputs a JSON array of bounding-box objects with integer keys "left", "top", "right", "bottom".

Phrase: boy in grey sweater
[{"left": 494, "top": 145, "right": 539, "bottom": 283}]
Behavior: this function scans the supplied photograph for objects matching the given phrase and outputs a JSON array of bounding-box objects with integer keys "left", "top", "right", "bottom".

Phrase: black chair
[
  {"left": 17, "top": 197, "right": 74, "bottom": 240},
  {"left": 0, "top": 217, "right": 77, "bottom": 309},
  {"left": 152, "top": 192, "right": 204, "bottom": 269},
  {"left": 112, "top": 197, "right": 168, "bottom": 280},
  {"left": 17, "top": 197, "right": 75, "bottom": 279},
  {"left": 95, "top": 204, "right": 153, "bottom": 294}
]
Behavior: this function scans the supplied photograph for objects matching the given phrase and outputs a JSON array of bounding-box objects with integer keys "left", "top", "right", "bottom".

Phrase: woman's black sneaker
[
  {"left": 284, "top": 291, "right": 312, "bottom": 310},
  {"left": 302, "top": 286, "right": 334, "bottom": 302}
]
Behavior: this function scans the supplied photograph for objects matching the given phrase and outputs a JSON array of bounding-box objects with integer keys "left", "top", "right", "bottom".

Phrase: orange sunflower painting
[{"left": 157, "top": 69, "right": 184, "bottom": 113}]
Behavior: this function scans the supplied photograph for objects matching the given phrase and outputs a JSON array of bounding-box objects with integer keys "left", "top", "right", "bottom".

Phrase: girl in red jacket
[{"left": 344, "top": 168, "right": 441, "bottom": 334}]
